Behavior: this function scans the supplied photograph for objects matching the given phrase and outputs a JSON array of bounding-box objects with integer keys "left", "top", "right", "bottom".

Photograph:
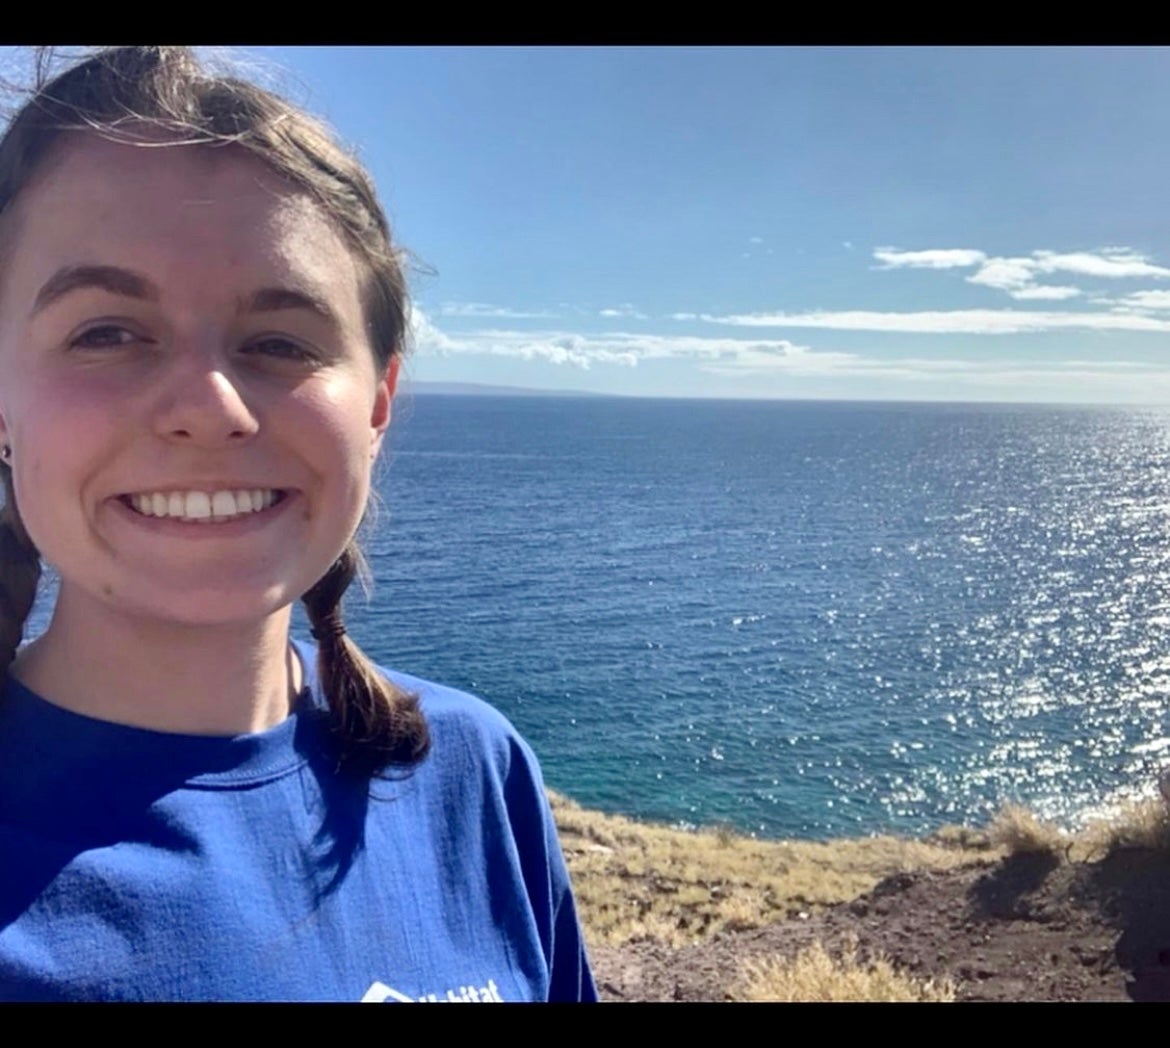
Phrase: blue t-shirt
[{"left": 0, "top": 641, "right": 596, "bottom": 1002}]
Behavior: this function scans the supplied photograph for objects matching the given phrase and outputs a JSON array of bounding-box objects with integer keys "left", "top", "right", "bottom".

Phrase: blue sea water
[
  {"left": 355, "top": 395, "right": 1170, "bottom": 840},
  {"left": 30, "top": 395, "right": 1170, "bottom": 840}
]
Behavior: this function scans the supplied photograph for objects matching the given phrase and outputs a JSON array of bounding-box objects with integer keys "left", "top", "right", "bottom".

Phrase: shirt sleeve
[
  {"left": 501, "top": 732, "right": 599, "bottom": 1002},
  {"left": 545, "top": 799, "right": 598, "bottom": 1002}
]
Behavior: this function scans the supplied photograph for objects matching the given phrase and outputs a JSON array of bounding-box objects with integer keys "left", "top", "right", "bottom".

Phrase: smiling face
[{"left": 0, "top": 135, "right": 395, "bottom": 629}]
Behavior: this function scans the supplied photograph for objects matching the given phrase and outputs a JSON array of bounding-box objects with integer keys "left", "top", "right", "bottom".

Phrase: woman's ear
[{"left": 370, "top": 357, "right": 399, "bottom": 457}]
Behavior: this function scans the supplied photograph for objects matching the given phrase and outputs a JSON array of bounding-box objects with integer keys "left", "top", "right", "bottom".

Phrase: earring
[{"left": 0, "top": 445, "right": 10, "bottom": 463}]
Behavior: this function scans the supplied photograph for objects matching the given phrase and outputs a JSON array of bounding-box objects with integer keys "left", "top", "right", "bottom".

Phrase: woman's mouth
[{"left": 121, "top": 489, "right": 286, "bottom": 523}]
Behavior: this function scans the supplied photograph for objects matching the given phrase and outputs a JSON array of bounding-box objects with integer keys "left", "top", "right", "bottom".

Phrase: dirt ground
[{"left": 589, "top": 848, "right": 1170, "bottom": 1002}]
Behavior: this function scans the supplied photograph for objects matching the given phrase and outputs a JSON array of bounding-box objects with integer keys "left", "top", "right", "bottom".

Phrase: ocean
[{"left": 32, "top": 394, "right": 1170, "bottom": 840}]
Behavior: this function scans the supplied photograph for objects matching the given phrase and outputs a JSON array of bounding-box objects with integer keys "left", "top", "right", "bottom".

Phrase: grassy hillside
[
  {"left": 549, "top": 790, "right": 998, "bottom": 948},
  {"left": 552, "top": 791, "right": 1170, "bottom": 1002}
]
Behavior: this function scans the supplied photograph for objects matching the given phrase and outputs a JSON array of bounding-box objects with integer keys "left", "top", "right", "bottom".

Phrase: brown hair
[{"left": 0, "top": 46, "right": 429, "bottom": 775}]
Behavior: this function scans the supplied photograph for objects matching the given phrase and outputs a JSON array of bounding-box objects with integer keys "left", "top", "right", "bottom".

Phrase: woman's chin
[{"left": 54, "top": 578, "right": 301, "bottom": 633}]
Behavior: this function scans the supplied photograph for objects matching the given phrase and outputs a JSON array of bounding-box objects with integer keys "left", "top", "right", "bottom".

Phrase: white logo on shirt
[{"left": 361, "top": 979, "right": 504, "bottom": 1003}]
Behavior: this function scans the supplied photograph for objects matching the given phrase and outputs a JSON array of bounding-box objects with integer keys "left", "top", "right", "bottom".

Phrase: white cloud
[
  {"left": 1108, "top": 289, "right": 1170, "bottom": 311},
  {"left": 412, "top": 304, "right": 1170, "bottom": 396},
  {"left": 599, "top": 304, "right": 649, "bottom": 320},
  {"left": 698, "top": 352, "right": 1170, "bottom": 392},
  {"left": 1008, "top": 285, "right": 1082, "bottom": 301},
  {"left": 419, "top": 244, "right": 1170, "bottom": 390},
  {"left": 446, "top": 327, "right": 814, "bottom": 369},
  {"left": 749, "top": 236, "right": 764, "bottom": 244},
  {"left": 414, "top": 306, "right": 834, "bottom": 371},
  {"left": 438, "top": 301, "right": 557, "bottom": 320},
  {"left": 965, "top": 247, "right": 1170, "bottom": 300},
  {"left": 877, "top": 246, "right": 1170, "bottom": 304},
  {"left": 967, "top": 257, "right": 1037, "bottom": 291},
  {"left": 1031, "top": 249, "right": 1170, "bottom": 280},
  {"left": 409, "top": 305, "right": 461, "bottom": 353},
  {"left": 700, "top": 308, "right": 1170, "bottom": 335},
  {"left": 874, "top": 247, "right": 987, "bottom": 269}
]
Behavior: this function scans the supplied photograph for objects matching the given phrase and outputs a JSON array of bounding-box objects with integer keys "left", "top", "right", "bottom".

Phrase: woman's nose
[{"left": 152, "top": 351, "right": 260, "bottom": 446}]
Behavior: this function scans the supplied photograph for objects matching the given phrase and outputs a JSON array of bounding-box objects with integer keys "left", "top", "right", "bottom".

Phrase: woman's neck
[{"left": 11, "top": 587, "right": 301, "bottom": 736}]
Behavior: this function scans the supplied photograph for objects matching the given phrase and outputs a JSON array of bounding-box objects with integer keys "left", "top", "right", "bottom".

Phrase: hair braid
[
  {"left": 0, "top": 467, "right": 40, "bottom": 674},
  {"left": 302, "top": 542, "right": 429, "bottom": 776}
]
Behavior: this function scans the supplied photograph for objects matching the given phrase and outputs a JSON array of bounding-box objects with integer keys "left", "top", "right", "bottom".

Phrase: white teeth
[
  {"left": 185, "top": 492, "right": 211, "bottom": 519},
  {"left": 125, "top": 488, "right": 281, "bottom": 522}
]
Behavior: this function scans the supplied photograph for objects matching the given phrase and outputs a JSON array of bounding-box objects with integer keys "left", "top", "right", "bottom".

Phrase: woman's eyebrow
[
  {"left": 246, "top": 287, "right": 338, "bottom": 324},
  {"left": 32, "top": 264, "right": 158, "bottom": 315},
  {"left": 30, "top": 271, "right": 340, "bottom": 327}
]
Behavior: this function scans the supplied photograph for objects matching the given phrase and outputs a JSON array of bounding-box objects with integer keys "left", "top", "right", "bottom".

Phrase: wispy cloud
[
  {"left": 1107, "top": 289, "right": 1170, "bottom": 311},
  {"left": 437, "top": 301, "right": 558, "bottom": 320},
  {"left": 599, "top": 304, "right": 649, "bottom": 320},
  {"left": 415, "top": 243, "right": 1170, "bottom": 400},
  {"left": 697, "top": 351, "right": 1170, "bottom": 396},
  {"left": 875, "top": 245, "right": 1170, "bottom": 304},
  {"left": 966, "top": 249, "right": 1170, "bottom": 299},
  {"left": 409, "top": 305, "right": 1170, "bottom": 400},
  {"left": 698, "top": 308, "right": 1170, "bottom": 335},
  {"left": 966, "top": 257, "right": 1036, "bottom": 291},
  {"left": 1006, "top": 285, "right": 1082, "bottom": 301},
  {"left": 410, "top": 307, "right": 1170, "bottom": 394},
  {"left": 875, "top": 247, "right": 987, "bottom": 269},
  {"left": 414, "top": 306, "right": 827, "bottom": 370},
  {"left": 413, "top": 308, "right": 637, "bottom": 368},
  {"left": 1031, "top": 249, "right": 1170, "bottom": 280}
]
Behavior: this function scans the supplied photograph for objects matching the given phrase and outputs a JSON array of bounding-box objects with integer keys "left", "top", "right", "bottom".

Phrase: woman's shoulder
[
  {"left": 293, "top": 637, "right": 540, "bottom": 776},
  {"left": 384, "top": 666, "right": 517, "bottom": 734}
]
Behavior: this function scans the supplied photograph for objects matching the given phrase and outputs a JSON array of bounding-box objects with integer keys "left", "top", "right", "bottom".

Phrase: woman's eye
[
  {"left": 69, "top": 325, "right": 143, "bottom": 351},
  {"left": 244, "top": 336, "right": 320, "bottom": 365}
]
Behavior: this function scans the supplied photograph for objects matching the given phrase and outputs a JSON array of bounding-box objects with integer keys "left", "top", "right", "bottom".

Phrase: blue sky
[{"left": 35, "top": 47, "right": 1170, "bottom": 403}]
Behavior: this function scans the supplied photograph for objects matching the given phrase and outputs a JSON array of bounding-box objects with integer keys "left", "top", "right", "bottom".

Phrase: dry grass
[
  {"left": 553, "top": 786, "right": 1170, "bottom": 1001},
  {"left": 730, "top": 938, "right": 956, "bottom": 1002},
  {"left": 927, "top": 823, "right": 993, "bottom": 851},
  {"left": 986, "top": 804, "right": 1068, "bottom": 858},
  {"left": 549, "top": 790, "right": 996, "bottom": 948},
  {"left": 1079, "top": 797, "right": 1170, "bottom": 858}
]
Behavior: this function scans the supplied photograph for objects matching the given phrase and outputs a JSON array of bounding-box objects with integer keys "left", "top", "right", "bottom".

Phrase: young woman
[{"left": 0, "top": 46, "right": 596, "bottom": 1003}]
